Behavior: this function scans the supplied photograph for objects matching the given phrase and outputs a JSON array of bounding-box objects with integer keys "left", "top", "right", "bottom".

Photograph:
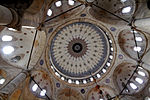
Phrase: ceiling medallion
[{"left": 48, "top": 21, "right": 114, "bottom": 85}]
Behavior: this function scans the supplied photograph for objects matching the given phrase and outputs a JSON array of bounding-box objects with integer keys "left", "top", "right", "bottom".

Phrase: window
[
  {"left": 22, "top": 26, "right": 35, "bottom": 29},
  {"left": 111, "top": 47, "right": 114, "bottom": 51},
  {"left": 32, "top": 84, "right": 38, "bottom": 92},
  {"left": 47, "top": 9, "right": 53, "bottom": 16},
  {"left": 55, "top": 72, "right": 60, "bottom": 77},
  {"left": 107, "top": 62, "right": 111, "bottom": 67},
  {"left": 0, "top": 78, "right": 5, "bottom": 84},
  {"left": 135, "top": 77, "right": 143, "bottom": 84},
  {"left": 2, "top": 35, "right": 13, "bottom": 42},
  {"left": 8, "top": 28, "right": 17, "bottom": 31},
  {"left": 2, "top": 46, "right": 14, "bottom": 55},
  {"left": 90, "top": 77, "right": 94, "bottom": 81},
  {"left": 55, "top": 1, "right": 62, "bottom": 7},
  {"left": 68, "top": 79, "right": 72, "bottom": 83},
  {"left": 136, "top": 37, "right": 143, "bottom": 42},
  {"left": 121, "top": 0, "right": 127, "bottom": 3},
  {"left": 133, "top": 46, "right": 141, "bottom": 52},
  {"left": 102, "top": 68, "right": 106, "bottom": 73},
  {"left": 0, "top": 71, "right": 6, "bottom": 85},
  {"left": 30, "top": 81, "right": 48, "bottom": 98},
  {"left": 86, "top": 0, "right": 94, "bottom": 3},
  {"left": 75, "top": 80, "right": 79, "bottom": 84},
  {"left": 83, "top": 80, "right": 87, "bottom": 84},
  {"left": 109, "top": 55, "right": 113, "bottom": 59},
  {"left": 68, "top": 0, "right": 75, "bottom": 6},
  {"left": 40, "top": 89, "right": 46, "bottom": 96},
  {"left": 99, "top": 98, "right": 104, "bottom": 100},
  {"left": 137, "top": 71, "right": 146, "bottom": 77},
  {"left": 61, "top": 77, "right": 65, "bottom": 80},
  {"left": 122, "top": 6, "right": 132, "bottom": 13},
  {"left": 145, "top": 97, "right": 150, "bottom": 100},
  {"left": 131, "top": 30, "right": 138, "bottom": 33},
  {"left": 129, "top": 83, "right": 137, "bottom": 90},
  {"left": 125, "top": 88, "right": 129, "bottom": 92},
  {"left": 97, "top": 74, "right": 101, "bottom": 78}
]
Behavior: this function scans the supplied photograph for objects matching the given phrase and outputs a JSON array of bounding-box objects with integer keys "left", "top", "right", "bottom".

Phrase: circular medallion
[{"left": 49, "top": 21, "right": 114, "bottom": 84}]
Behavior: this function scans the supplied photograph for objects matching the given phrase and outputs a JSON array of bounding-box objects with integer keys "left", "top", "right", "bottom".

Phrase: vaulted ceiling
[{"left": 0, "top": 0, "right": 150, "bottom": 100}]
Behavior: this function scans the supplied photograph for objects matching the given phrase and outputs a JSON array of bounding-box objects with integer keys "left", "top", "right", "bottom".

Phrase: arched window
[
  {"left": 113, "top": 63, "right": 149, "bottom": 94},
  {"left": 0, "top": 77, "right": 5, "bottom": 85},
  {"left": 29, "top": 70, "right": 52, "bottom": 99},
  {"left": 0, "top": 69, "right": 6, "bottom": 86}
]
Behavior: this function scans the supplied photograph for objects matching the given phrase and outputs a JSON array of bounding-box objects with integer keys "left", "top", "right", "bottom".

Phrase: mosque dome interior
[{"left": 0, "top": 0, "right": 150, "bottom": 100}]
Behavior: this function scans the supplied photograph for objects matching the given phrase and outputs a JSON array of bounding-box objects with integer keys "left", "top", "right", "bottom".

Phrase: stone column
[
  {"left": 0, "top": 5, "right": 13, "bottom": 26},
  {"left": 0, "top": 70, "right": 29, "bottom": 100}
]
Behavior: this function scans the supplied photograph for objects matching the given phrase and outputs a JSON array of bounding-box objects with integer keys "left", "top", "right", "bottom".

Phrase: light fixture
[
  {"left": 55, "top": 1, "right": 62, "bottom": 7},
  {"left": 133, "top": 46, "right": 141, "bottom": 52},
  {"left": 135, "top": 77, "right": 143, "bottom": 84},
  {"left": 40, "top": 89, "right": 46, "bottom": 96},
  {"left": 68, "top": 0, "right": 75, "bottom": 6},
  {"left": 32, "top": 84, "right": 38, "bottom": 92},
  {"left": 2, "top": 35, "right": 13, "bottom": 42},
  {"left": 122, "top": 6, "right": 131, "bottom": 13},
  {"left": 129, "top": 82, "right": 137, "bottom": 90},
  {"left": 47, "top": 9, "right": 52, "bottom": 16},
  {"left": 2, "top": 46, "right": 14, "bottom": 55},
  {"left": 0, "top": 78, "right": 5, "bottom": 84}
]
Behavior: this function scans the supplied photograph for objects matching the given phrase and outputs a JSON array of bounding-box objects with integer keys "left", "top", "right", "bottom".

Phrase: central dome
[{"left": 48, "top": 21, "right": 114, "bottom": 84}]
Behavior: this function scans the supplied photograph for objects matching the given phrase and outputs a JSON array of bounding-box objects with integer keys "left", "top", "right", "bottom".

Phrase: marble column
[{"left": 0, "top": 71, "right": 29, "bottom": 99}]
